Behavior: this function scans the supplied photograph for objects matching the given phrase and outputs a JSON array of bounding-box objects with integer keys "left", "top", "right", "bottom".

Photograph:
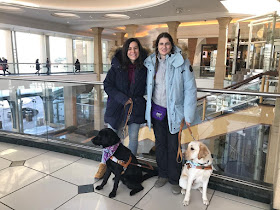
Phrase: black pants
[{"left": 152, "top": 116, "right": 182, "bottom": 185}]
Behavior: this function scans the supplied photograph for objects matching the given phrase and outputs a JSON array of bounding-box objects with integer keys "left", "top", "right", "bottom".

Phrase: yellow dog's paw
[
  {"left": 203, "top": 199, "right": 209, "bottom": 205},
  {"left": 181, "top": 189, "right": 186, "bottom": 195},
  {"left": 182, "top": 199, "right": 189, "bottom": 206}
]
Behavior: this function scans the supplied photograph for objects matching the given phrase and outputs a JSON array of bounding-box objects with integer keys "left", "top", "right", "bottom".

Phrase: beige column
[
  {"left": 91, "top": 27, "right": 104, "bottom": 80},
  {"left": 188, "top": 38, "right": 198, "bottom": 65},
  {"left": 167, "top": 21, "right": 180, "bottom": 45},
  {"left": 214, "top": 17, "right": 232, "bottom": 89},
  {"left": 125, "top": 25, "right": 138, "bottom": 38},
  {"left": 116, "top": 32, "right": 126, "bottom": 46},
  {"left": 64, "top": 87, "right": 77, "bottom": 128},
  {"left": 93, "top": 85, "right": 104, "bottom": 130},
  {"left": 265, "top": 65, "right": 280, "bottom": 209}
]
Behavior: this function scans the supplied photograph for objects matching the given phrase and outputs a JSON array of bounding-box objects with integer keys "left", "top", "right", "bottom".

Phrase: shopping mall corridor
[{"left": 0, "top": 142, "right": 270, "bottom": 210}]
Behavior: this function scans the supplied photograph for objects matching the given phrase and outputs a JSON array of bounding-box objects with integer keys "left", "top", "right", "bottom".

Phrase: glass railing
[
  {"left": 0, "top": 77, "right": 279, "bottom": 190},
  {"left": 1, "top": 63, "right": 95, "bottom": 75},
  {"left": 199, "top": 66, "right": 232, "bottom": 77}
]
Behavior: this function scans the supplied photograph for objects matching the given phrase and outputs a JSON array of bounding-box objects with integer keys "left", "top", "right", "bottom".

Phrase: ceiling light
[
  {"left": 103, "top": 14, "right": 130, "bottom": 19},
  {"left": 221, "top": 0, "right": 280, "bottom": 15},
  {"left": 52, "top": 13, "right": 80, "bottom": 19}
]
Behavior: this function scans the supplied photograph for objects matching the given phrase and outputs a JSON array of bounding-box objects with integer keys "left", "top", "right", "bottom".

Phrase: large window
[
  {"left": 16, "top": 32, "right": 45, "bottom": 73},
  {"left": 49, "top": 36, "right": 73, "bottom": 73},
  {"left": 73, "top": 39, "right": 94, "bottom": 72}
]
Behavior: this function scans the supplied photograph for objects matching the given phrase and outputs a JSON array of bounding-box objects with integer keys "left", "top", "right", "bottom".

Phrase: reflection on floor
[{"left": 0, "top": 142, "right": 270, "bottom": 210}]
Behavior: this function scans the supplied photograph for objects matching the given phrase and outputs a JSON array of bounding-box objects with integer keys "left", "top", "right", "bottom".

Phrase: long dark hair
[
  {"left": 154, "top": 32, "right": 175, "bottom": 79},
  {"left": 122, "top": 38, "right": 145, "bottom": 71}
]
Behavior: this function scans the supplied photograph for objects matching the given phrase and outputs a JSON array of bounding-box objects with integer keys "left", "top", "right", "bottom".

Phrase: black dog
[{"left": 91, "top": 128, "right": 158, "bottom": 198}]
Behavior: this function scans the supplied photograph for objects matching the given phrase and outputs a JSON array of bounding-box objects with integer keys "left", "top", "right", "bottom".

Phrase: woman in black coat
[{"left": 94, "top": 38, "right": 148, "bottom": 179}]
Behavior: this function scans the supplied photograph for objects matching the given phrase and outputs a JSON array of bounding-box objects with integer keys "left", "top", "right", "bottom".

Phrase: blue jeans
[{"left": 100, "top": 123, "right": 140, "bottom": 163}]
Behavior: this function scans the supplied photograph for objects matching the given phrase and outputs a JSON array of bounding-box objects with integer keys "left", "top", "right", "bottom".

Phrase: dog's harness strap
[
  {"left": 129, "top": 161, "right": 155, "bottom": 170},
  {"left": 110, "top": 155, "right": 132, "bottom": 174}
]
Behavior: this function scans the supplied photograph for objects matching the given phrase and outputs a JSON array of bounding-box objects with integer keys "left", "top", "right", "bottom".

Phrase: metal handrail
[{"left": 198, "top": 88, "right": 280, "bottom": 98}]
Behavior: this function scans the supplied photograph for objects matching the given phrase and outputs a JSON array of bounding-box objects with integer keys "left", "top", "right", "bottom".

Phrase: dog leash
[
  {"left": 122, "top": 100, "right": 133, "bottom": 139},
  {"left": 176, "top": 119, "right": 196, "bottom": 163}
]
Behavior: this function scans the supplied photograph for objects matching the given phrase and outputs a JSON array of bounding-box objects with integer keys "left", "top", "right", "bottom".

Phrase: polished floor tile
[
  {"left": 0, "top": 176, "right": 77, "bottom": 210},
  {"left": 57, "top": 192, "right": 133, "bottom": 210},
  {"left": 25, "top": 151, "right": 81, "bottom": 174},
  {"left": 0, "top": 142, "right": 17, "bottom": 152},
  {"left": 214, "top": 191, "right": 270, "bottom": 209},
  {"left": 0, "top": 145, "right": 47, "bottom": 161},
  {"left": 207, "top": 193, "right": 269, "bottom": 210},
  {"left": 0, "top": 158, "right": 11, "bottom": 170},
  {"left": 0, "top": 166, "right": 45, "bottom": 198},
  {"left": 51, "top": 158, "right": 100, "bottom": 185},
  {"left": 136, "top": 183, "right": 213, "bottom": 210},
  {"left": 0, "top": 202, "right": 12, "bottom": 210},
  {"left": 94, "top": 176, "right": 156, "bottom": 206}
]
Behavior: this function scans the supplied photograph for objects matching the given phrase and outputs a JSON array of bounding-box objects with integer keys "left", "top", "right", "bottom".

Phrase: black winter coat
[{"left": 104, "top": 49, "right": 147, "bottom": 129}]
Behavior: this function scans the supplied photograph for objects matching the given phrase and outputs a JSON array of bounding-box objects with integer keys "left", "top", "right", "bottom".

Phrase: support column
[
  {"left": 265, "top": 65, "right": 280, "bottom": 209},
  {"left": 116, "top": 32, "right": 126, "bottom": 46},
  {"left": 188, "top": 38, "right": 198, "bottom": 65},
  {"left": 63, "top": 87, "right": 77, "bottom": 128},
  {"left": 167, "top": 21, "right": 180, "bottom": 45},
  {"left": 91, "top": 27, "right": 104, "bottom": 80},
  {"left": 93, "top": 85, "right": 104, "bottom": 130},
  {"left": 214, "top": 17, "right": 232, "bottom": 89},
  {"left": 125, "top": 25, "right": 138, "bottom": 39}
]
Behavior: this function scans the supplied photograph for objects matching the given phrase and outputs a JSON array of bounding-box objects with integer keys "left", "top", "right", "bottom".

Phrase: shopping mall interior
[{"left": 0, "top": 0, "right": 280, "bottom": 209}]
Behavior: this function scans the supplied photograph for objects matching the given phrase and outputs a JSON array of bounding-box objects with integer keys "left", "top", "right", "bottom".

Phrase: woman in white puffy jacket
[{"left": 144, "top": 32, "right": 197, "bottom": 194}]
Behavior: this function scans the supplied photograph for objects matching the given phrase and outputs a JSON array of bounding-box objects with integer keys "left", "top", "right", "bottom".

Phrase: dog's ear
[{"left": 198, "top": 143, "right": 209, "bottom": 159}]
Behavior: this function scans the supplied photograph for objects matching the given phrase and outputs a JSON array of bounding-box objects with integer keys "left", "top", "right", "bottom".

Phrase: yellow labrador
[{"left": 179, "top": 141, "right": 213, "bottom": 206}]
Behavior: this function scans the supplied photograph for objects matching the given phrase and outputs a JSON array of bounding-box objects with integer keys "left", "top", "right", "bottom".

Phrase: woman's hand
[{"left": 186, "top": 121, "right": 191, "bottom": 127}]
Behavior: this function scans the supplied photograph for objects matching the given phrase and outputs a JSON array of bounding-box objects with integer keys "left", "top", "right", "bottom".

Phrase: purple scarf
[{"left": 102, "top": 142, "right": 121, "bottom": 162}]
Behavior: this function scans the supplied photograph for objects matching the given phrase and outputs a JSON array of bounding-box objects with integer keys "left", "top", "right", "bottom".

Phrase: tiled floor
[{"left": 0, "top": 142, "right": 270, "bottom": 210}]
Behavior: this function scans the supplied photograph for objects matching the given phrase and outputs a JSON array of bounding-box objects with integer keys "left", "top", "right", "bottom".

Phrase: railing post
[
  {"left": 265, "top": 80, "right": 270, "bottom": 92},
  {"left": 202, "top": 98, "right": 206, "bottom": 121},
  {"left": 259, "top": 76, "right": 265, "bottom": 103}
]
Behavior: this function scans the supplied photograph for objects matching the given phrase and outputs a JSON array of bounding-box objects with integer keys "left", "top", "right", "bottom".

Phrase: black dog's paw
[
  {"left": 109, "top": 191, "right": 116, "bottom": 198},
  {"left": 95, "top": 185, "right": 103, "bottom": 190}
]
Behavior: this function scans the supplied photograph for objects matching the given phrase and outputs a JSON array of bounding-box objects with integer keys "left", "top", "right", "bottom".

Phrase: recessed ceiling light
[
  {"left": 52, "top": 13, "right": 80, "bottom": 19},
  {"left": 0, "top": 5, "right": 23, "bottom": 12},
  {"left": 103, "top": 14, "right": 130, "bottom": 19}
]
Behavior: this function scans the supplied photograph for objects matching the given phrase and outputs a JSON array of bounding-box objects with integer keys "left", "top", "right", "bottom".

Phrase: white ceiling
[{"left": 0, "top": 0, "right": 248, "bottom": 38}]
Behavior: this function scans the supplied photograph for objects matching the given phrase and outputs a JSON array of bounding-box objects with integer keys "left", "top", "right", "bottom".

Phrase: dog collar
[{"left": 185, "top": 160, "right": 213, "bottom": 170}]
